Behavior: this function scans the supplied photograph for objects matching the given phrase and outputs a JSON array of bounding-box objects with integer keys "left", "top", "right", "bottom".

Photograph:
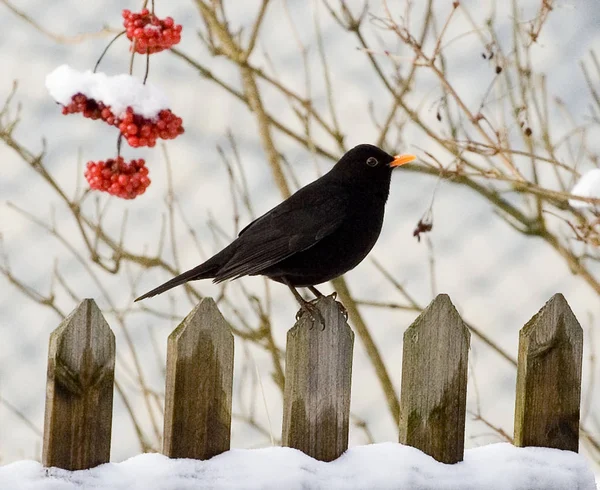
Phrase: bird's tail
[{"left": 134, "top": 261, "right": 220, "bottom": 302}]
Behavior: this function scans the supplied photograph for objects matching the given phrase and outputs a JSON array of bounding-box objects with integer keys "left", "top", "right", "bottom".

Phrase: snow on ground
[
  {"left": 45, "top": 64, "right": 170, "bottom": 119},
  {"left": 0, "top": 443, "right": 595, "bottom": 490}
]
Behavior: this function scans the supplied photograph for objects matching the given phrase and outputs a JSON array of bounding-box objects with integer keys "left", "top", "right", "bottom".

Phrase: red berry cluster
[
  {"left": 123, "top": 9, "right": 182, "bottom": 54},
  {"left": 55, "top": 10, "right": 184, "bottom": 200},
  {"left": 85, "top": 157, "right": 150, "bottom": 199},
  {"left": 118, "top": 107, "right": 184, "bottom": 148},
  {"left": 62, "top": 93, "right": 116, "bottom": 125},
  {"left": 61, "top": 94, "right": 184, "bottom": 148}
]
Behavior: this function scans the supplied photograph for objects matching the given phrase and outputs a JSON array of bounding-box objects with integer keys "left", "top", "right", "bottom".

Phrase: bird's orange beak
[{"left": 390, "top": 154, "right": 417, "bottom": 167}]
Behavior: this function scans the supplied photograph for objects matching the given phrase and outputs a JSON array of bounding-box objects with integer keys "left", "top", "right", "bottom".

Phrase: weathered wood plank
[
  {"left": 163, "top": 297, "right": 234, "bottom": 460},
  {"left": 514, "top": 293, "right": 583, "bottom": 452},
  {"left": 282, "top": 296, "right": 354, "bottom": 462},
  {"left": 42, "top": 299, "right": 115, "bottom": 470},
  {"left": 399, "top": 293, "right": 470, "bottom": 464}
]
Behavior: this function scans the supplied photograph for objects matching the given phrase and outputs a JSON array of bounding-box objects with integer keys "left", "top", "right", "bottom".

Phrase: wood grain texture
[
  {"left": 514, "top": 293, "right": 583, "bottom": 452},
  {"left": 282, "top": 296, "right": 354, "bottom": 462},
  {"left": 42, "top": 299, "right": 115, "bottom": 470},
  {"left": 398, "top": 294, "right": 470, "bottom": 464},
  {"left": 163, "top": 297, "right": 234, "bottom": 460}
]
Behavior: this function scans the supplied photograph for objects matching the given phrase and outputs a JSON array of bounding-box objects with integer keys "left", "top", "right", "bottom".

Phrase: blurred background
[{"left": 2, "top": 0, "right": 600, "bottom": 469}]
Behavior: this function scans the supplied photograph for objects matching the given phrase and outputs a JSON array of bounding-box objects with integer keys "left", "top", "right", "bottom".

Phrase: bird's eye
[{"left": 366, "top": 156, "right": 378, "bottom": 167}]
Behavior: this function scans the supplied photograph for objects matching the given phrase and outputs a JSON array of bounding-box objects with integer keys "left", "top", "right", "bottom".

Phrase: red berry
[
  {"left": 117, "top": 107, "right": 184, "bottom": 147},
  {"left": 122, "top": 9, "right": 183, "bottom": 54},
  {"left": 85, "top": 157, "right": 151, "bottom": 199},
  {"left": 60, "top": 94, "right": 118, "bottom": 128}
]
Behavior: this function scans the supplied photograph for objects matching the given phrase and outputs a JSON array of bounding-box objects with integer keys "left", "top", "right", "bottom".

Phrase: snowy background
[{"left": 1, "top": 0, "right": 600, "bottom": 483}]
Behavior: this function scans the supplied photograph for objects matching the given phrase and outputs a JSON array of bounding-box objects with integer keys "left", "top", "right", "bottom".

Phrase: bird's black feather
[
  {"left": 135, "top": 144, "right": 404, "bottom": 302},
  {"left": 214, "top": 184, "right": 349, "bottom": 282}
]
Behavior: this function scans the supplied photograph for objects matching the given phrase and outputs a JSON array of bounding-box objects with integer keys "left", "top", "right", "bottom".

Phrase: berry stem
[
  {"left": 143, "top": 52, "right": 150, "bottom": 84},
  {"left": 94, "top": 30, "right": 127, "bottom": 73},
  {"left": 116, "top": 132, "right": 123, "bottom": 158},
  {"left": 141, "top": 0, "right": 154, "bottom": 14},
  {"left": 129, "top": 40, "right": 137, "bottom": 75}
]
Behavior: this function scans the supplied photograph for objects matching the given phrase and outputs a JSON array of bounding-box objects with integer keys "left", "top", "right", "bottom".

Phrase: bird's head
[{"left": 330, "top": 144, "right": 416, "bottom": 196}]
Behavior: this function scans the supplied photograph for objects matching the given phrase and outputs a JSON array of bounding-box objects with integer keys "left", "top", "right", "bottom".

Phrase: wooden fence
[{"left": 40, "top": 293, "right": 583, "bottom": 470}]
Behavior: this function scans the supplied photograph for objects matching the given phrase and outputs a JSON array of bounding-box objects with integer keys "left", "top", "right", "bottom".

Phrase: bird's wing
[{"left": 214, "top": 181, "right": 349, "bottom": 282}]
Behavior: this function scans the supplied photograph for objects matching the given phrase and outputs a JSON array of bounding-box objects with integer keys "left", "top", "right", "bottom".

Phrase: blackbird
[{"left": 135, "top": 144, "right": 415, "bottom": 320}]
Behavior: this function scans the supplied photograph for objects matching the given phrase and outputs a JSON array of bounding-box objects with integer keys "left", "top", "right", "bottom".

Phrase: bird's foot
[
  {"left": 308, "top": 293, "right": 347, "bottom": 322},
  {"left": 296, "top": 301, "right": 326, "bottom": 330},
  {"left": 321, "top": 292, "right": 347, "bottom": 320}
]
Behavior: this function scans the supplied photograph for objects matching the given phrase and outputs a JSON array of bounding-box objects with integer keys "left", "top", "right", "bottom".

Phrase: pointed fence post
[
  {"left": 282, "top": 296, "right": 354, "bottom": 462},
  {"left": 42, "top": 299, "right": 115, "bottom": 470},
  {"left": 398, "top": 294, "right": 470, "bottom": 464},
  {"left": 514, "top": 293, "right": 583, "bottom": 452},
  {"left": 163, "top": 297, "right": 234, "bottom": 460}
]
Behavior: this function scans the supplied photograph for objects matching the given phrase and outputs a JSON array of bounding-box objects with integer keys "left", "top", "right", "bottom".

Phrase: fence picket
[
  {"left": 163, "top": 297, "right": 234, "bottom": 460},
  {"left": 282, "top": 296, "right": 354, "bottom": 462},
  {"left": 42, "top": 298, "right": 115, "bottom": 470},
  {"left": 514, "top": 293, "right": 583, "bottom": 452},
  {"left": 34, "top": 293, "right": 587, "bottom": 470},
  {"left": 398, "top": 293, "right": 470, "bottom": 464}
]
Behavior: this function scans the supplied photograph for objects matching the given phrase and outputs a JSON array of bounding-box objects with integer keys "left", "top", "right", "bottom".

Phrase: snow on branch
[
  {"left": 45, "top": 64, "right": 169, "bottom": 119},
  {"left": 569, "top": 169, "right": 600, "bottom": 209}
]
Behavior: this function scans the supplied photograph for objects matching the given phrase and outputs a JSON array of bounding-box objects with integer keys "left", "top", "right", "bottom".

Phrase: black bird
[{"left": 135, "top": 144, "right": 415, "bottom": 317}]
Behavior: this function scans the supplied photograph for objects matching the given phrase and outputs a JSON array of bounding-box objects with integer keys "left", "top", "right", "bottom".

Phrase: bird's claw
[
  {"left": 338, "top": 301, "right": 348, "bottom": 320},
  {"left": 324, "top": 292, "right": 347, "bottom": 320},
  {"left": 323, "top": 293, "right": 348, "bottom": 320},
  {"left": 297, "top": 301, "right": 326, "bottom": 330}
]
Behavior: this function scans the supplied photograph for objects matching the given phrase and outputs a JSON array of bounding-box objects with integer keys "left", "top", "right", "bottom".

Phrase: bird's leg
[
  {"left": 308, "top": 285, "right": 338, "bottom": 301},
  {"left": 285, "top": 283, "right": 325, "bottom": 329}
]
